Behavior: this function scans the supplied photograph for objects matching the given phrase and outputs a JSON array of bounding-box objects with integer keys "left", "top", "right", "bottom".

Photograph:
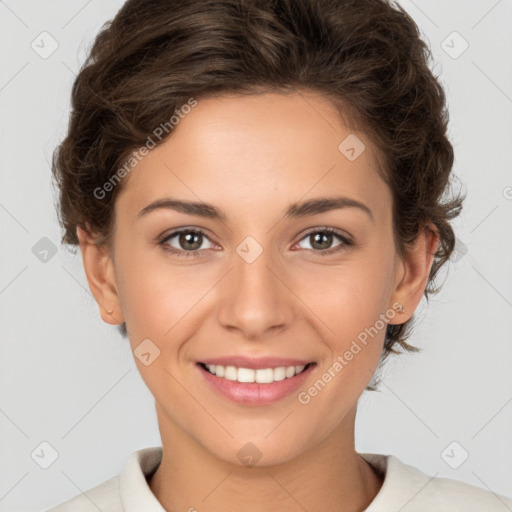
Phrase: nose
[{"left": 217, "top": 244, "right": 295, "bottom": 340}]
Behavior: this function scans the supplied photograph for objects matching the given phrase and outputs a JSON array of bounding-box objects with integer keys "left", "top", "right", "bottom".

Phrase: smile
[
  {"left": 199, "top": 363, "right": 313, "bottom": 383},
  {"left": 197, "top": 361, "right": 317, "bottom": 405}
]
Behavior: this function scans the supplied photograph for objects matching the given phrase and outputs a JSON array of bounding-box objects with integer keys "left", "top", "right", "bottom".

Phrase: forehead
[{"left": 116, "top": 91, "right": 390, "bottom": 221}]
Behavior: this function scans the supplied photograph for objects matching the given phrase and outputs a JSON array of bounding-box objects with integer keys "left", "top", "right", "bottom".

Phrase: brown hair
[{"left": 51, "top": 0, "right": 464, "bottom": 390}]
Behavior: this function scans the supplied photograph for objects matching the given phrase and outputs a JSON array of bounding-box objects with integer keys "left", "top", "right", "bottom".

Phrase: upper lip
[{"left": 198, "top": 356, "right": 314, "bottom": 370}]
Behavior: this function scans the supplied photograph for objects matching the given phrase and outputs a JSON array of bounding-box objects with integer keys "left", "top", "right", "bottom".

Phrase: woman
[{"left": 47, "top": 0, "right": 512, "bottom": 510}]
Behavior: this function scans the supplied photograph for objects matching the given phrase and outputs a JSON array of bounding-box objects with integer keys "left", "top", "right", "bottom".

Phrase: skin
[{"left": 77, "top": 90, "right": 438, "bottom": 512}]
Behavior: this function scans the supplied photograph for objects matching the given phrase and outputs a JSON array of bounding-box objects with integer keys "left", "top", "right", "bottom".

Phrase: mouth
[
  {"left": 196, "top": 361, "right": 317, "bottom": 405},
  {"left": 197, "top": 362, "right": 315, "bottom": 383}
]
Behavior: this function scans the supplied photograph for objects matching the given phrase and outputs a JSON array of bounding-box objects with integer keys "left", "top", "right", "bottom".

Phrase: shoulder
[
  {"left": 46, "top": 475, "right": 121, "bottom": 512},
  {"left": 360, "top": 452, "right": 512, "bottom": 512},
  {"left": 414, "top": 471, "right": 512, "bottom": 510},
  {"left": 47, "top": 446, "right": 163, "bottom": 511}
]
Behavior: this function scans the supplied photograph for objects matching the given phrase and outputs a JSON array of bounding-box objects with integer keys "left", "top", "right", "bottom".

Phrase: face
[{"left": 80, "top": 90, "right": 431, "bottom": 467}]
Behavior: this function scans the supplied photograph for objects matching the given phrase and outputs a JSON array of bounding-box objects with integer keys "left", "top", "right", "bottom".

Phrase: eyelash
[{"left": 158, "top": 227, "right": 353, "bottom": 258}]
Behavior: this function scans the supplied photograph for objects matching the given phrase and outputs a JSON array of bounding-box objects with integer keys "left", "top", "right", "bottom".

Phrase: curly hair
[{"left": 51, "top": 0, "right": 464, "bottom": 390}]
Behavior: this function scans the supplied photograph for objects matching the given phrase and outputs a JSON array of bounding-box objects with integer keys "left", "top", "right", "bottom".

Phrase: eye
[
  {"left": 294, "top": 227, "right": 353, "bottom": 255},
  {"left": 158, "top": 228, "right": 216, "bottom": 257},
  {"left": 158, "top": 226, "right": 353, "bottom": 258}
]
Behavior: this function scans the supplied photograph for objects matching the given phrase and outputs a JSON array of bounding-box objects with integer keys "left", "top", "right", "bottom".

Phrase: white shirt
[{"left": 47, "top": 446, "right": 512, "bottom": 511}]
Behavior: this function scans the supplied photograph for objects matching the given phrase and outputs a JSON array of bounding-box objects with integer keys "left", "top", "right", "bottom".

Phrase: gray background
[{"left": 1, "top": 0, "right": 511, "bottom": 510}]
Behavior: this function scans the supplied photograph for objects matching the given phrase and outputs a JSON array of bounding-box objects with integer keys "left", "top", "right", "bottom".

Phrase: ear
[
  {"left": 388, "top": 222, "right": 439, "bottom": 324},
  {"left": 76, "top": 225, "right": 124, "bottom": 326}
]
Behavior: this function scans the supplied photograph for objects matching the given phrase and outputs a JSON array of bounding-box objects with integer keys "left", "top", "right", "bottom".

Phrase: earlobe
[
  {"left": 76, "top": 225, "right": 124, "bottom": 326},
  {"left": 388, "top": 223, "right": 439, "bottom": 324}
]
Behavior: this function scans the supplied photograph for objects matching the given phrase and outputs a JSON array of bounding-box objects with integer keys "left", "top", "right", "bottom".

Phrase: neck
[{"left": 148, "top": 405, "right": 383, "bottom": 512}]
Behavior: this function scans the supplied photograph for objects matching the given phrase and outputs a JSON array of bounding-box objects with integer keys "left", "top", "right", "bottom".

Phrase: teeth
[
  {"left": 203, "top": 363, "right": 309, "bottom": 383},
  {"left": 273, "top": 367, "right": 286, "bottom": 381},
  {"left": 225, "top": 366, "right": 237, "bottom": 381},
  {"left": 238, "top": 368, "right": 255, "bottom": 383},
  {"left": 255, "top": 368, "right": 274, "bottom": 383}
]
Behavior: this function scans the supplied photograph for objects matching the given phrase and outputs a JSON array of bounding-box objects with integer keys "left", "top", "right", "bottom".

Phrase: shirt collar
[
  {"left": 118, "top": 446, "right": 396, "bottom": 511},
  {"left": 120, "top": 446, "right": 165, "bottom": 511}
]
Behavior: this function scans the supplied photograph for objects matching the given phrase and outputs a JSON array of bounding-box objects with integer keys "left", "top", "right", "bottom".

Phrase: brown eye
[
  {"left": 296, "top": 228, "right": 352, "bottom": 254},
  {"left": 177, "top": 231, "right": 203, "bottom": 251},
  {"left": 309, "top": 232, "right": 335, "bottom": 250},
  {"left": 159, "top": 228, "right": 215, "bottom": 257}
]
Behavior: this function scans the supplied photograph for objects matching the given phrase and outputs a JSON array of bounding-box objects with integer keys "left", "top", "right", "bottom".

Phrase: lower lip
[{"left": 197, "top": 363, "right": 316, "bottom": 406}]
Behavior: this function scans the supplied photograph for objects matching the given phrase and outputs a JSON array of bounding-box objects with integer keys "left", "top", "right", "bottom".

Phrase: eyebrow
[{"left": 137, "top": 195, "right": 374, "bottom": 222}]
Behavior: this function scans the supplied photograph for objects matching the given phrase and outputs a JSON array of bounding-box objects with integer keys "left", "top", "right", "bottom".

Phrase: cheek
[
  {"left": 115, "top": 245, "right": 204, "bottom": 334},
  {"left": 295, "top": 256, "right": 395, "bottom": 337},
  {"left": 290, "top": 250, "right": 396, "bottom": 393}
]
